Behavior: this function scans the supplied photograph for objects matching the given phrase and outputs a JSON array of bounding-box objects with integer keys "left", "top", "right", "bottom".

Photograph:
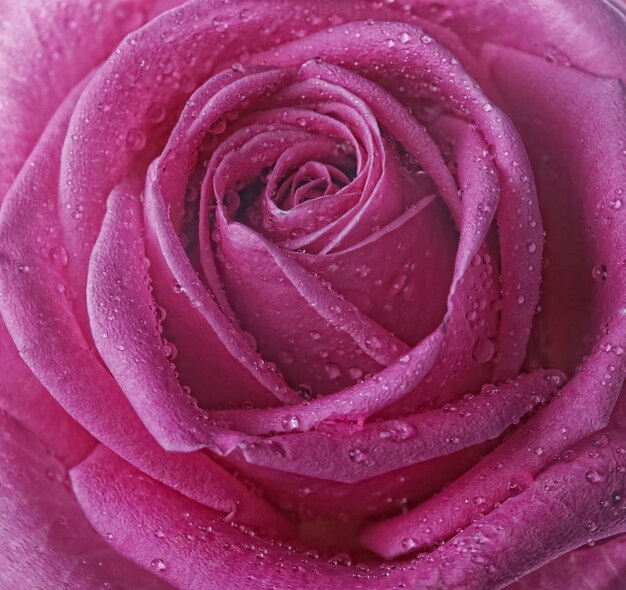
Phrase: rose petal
[
  {"left": 399, "top": 424, "right": 626, "bottom": 588},
  {"left": 484, "top": 43, "right": 626, "bottom": 372},
  {"left": 0, "top": 412, "right": 173, "bottom": 590},
  {"left": 296, "top": 195, "right": 456, "bottom": 347},
  {"left": 71, "top": 445, "right": 362, "bottom": 589},
  {"left": 0, "top": 316, "right": 94, "bottom": 466},
  {"left": 505, "top": 534, "right": 626, "bottom": 590},
  {"left": 0, "top": 0, "right": 150, "bottom": 197},
  {"left": 362, "top": 326, "right": 626, "bottom": 558},
  {"left": 236, "top": 370, "right": 562, "bottom": 483},
  {"left": 0, "top": 91, "right": 294, "bottom": 537},
  {"left": 213, "top": 219, "right": 409, "bottom": 396}
]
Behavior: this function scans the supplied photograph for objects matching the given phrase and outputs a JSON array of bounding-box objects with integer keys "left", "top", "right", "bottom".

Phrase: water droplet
[
  {"left": 126, "top": 128, "right": 146, "bottom": 151},
  {"left": 378, "top": 421, "right": 416, "bottom": 442},
  {"left": 398, "top": 32, "right": 411, "bottom": 44},
  {"left": 593, "top": 434, "right": 609, "bottom": 448},
  {"left": 309, "top": 331, "right": 321, "bottom": 341},
  {"left": 390, "top": 274, "right": 407, "bottom": 296},
  {"left": 586, "top": 521, "right": 598, "bottom": 532},
  {"left": 154, "top": 528, "right": 165, "bottom": 539},
  {"left": 223, "top": 191, "right": 240, "bottom": 215},
  {"left": 210, "top": 119, "right": 227, "bottom": 134},
  {"left": 592, "top": 264, "right": 608, "bottom": 282},
  {"left": 349, "top": 367, "right": 364, "bottom": 380},
  {"left": 295, "top": 117, "right": 307, "bottom": 127},
  {"left": 163, "top": 341, "right": 177, "bottom": 360},
  {"left": 420, "top": 34, "right": 432, "bottom": 44},
  {"left": 147, "top": 103, "right": 166, "bottom": 123},
  {"left": 516, "top": 294, "right": 526, "bottom": 305},
  {"left": 328, "top": 552, "right": 352, "bottom": 566},
  {"left": 281, "top": 416, "right": 300, "bottom": 431},
  {"left": 348, "top": 448, "right": 367, "bottom": 463},
  {"left": 398, "top": 355, "right": 410, "bottom": 364},
  {"left": 150, "top": 558, "right": 166, "bottom": 571},
  {"left": 364, "top": 335, "right": 381, "bottom": 350},
  {"left": 585, "top": 470, "right": 604, "bottom": 484},
  {"left": 472, "top": 337, "right": 495, "bottom": 363},
  {"left": 324, "top": 363, "right": 341, "bottom": 380},
  {"left": 401, "top": 537, "right": 418, "bottom": 550},
  {"left": 212, "top": 15, "right": 229, "bottom": 32},
  {"left": 482, "top": 103, "right": 493, "bottom": 112},
  {"left": 49, "top": 245, "right": 68, "bottom": 267},
  {"left": 18, "top": 265, "right": 29, "bottom": 273},
  {"left": 544, "top": 46, "right": 571, "bottom": 66},
  {"left": 355, "top": 264, "right": 370, "bottom": 278},
  {"left": 106, "top": 532, "right": 114, "bottom": 540},
  {"left": 296, "top": 384, "right": 313, "bottom": 400},
  {"left": 241, "top": 331, "right": 257, "bottom": 350},
  {"left": 610, "top": 198, "right": 623, "bottom": 210},
  {"left": 561, "top": 449, "right": 577, "bottom": 462},
  {"left": 527, "top": 242, "right": 537, "bottom": 253},
  {"left": 545, "top": 373, "right": 564, "bottom": 386}
]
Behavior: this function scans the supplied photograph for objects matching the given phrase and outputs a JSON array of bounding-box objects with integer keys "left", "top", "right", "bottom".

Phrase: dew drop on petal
[
  {"left": 126, "top": 128, "right": 146, "bottom": 151},
  {"left": 49, "top": 245, "right": 68, "bottom": 267},
  {"left": 585, "top": 470, "right": 604, "bottom": 484},
  {"left": 324, "top": 363, "right": 341, "bottom": 380},
  {"left": 281, "top": 415, "right": 300, "bottom": 431},
  {"left": 592, "top": 264, "right": 608, "bottom": 282},
  {"left": 348, "top": 448, "right": 367, "bottom": 463},
  {"left": 561, "top": 449, "right": 577, "bottom": 462},
  {"left": 150, "top": 558, "right": 166, "bottom": 571},
  {"left": 472, "top": 338, "right": 495, "bottom": 363}
]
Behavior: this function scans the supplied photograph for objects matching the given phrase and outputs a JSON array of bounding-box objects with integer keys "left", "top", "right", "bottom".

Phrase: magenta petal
[
  {"left": 0, "top": 412, "right": 173, "bottom": 590},
  {"left": 88, "top": 182, "right": 219, "bottom": 450},
  {"left": 144, "top": 175, "right": 300, "bottom": 408},
  {"left": 506, "top": 535, "right": 626, "bottom": 590},
  {"left": 0, "top": 0, "right": 150, "bottom": 197},
  {"left": 485, "top": 43, "right": 626, "bottom": 372},
  {"left": 214, "top": 220, "right": 409, "bottom": 396},
  {"left": 297, "top": 195, "right": 456, "bottom": 347},
  {"left": 362, "top": 325, "right": 626, "bottom": 558},
  {"left": 0, "top": 93, "right": 293, "bottom": 536},
  {"left": 71, "top": 445, "right": 363, "bottom": 589},
  {"left": 222, "top": 441, "right": 492, "bottom": 522},
  {"left": 412, "top": 0, "right": 626, "bottom": 79},
  {"left": 237, "top": 370, "right": 562, "bottom": 483},
  {"left": 0, "top": 316, "right": 94, "bottom": 466},
  {"left": 411, "top": 425, "right": 626, "bottom": 589}
]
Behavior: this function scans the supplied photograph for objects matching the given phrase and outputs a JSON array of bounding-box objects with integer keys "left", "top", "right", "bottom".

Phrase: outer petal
[
  {"left": 0, "top": 316, "right": 94, "bottom": 466},
  {"left": 71, "top": 446, "right": 362, "bottom": 590},
  {"left": 506, "top": 535, "right": 626, "bottom": 590},
  {"left": 0, "top": 412, "right": 173, "bottom": 590},
  {"left": 405, "top": 0, "right": 626, "bottom": 79},
  {"left": 362, "top": 327, "right": 626, "bottom": 558},
  {"left": 484, "top": 43, "right": 626, "bottom": 372},
  {"left": 0, "top": 0, "right": 152, "bottom": 197}
]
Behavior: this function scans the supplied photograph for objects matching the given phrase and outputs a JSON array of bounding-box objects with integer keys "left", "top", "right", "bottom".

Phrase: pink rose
[{"left": 1, "top": 1, "right": 625, "bottom": 588}]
